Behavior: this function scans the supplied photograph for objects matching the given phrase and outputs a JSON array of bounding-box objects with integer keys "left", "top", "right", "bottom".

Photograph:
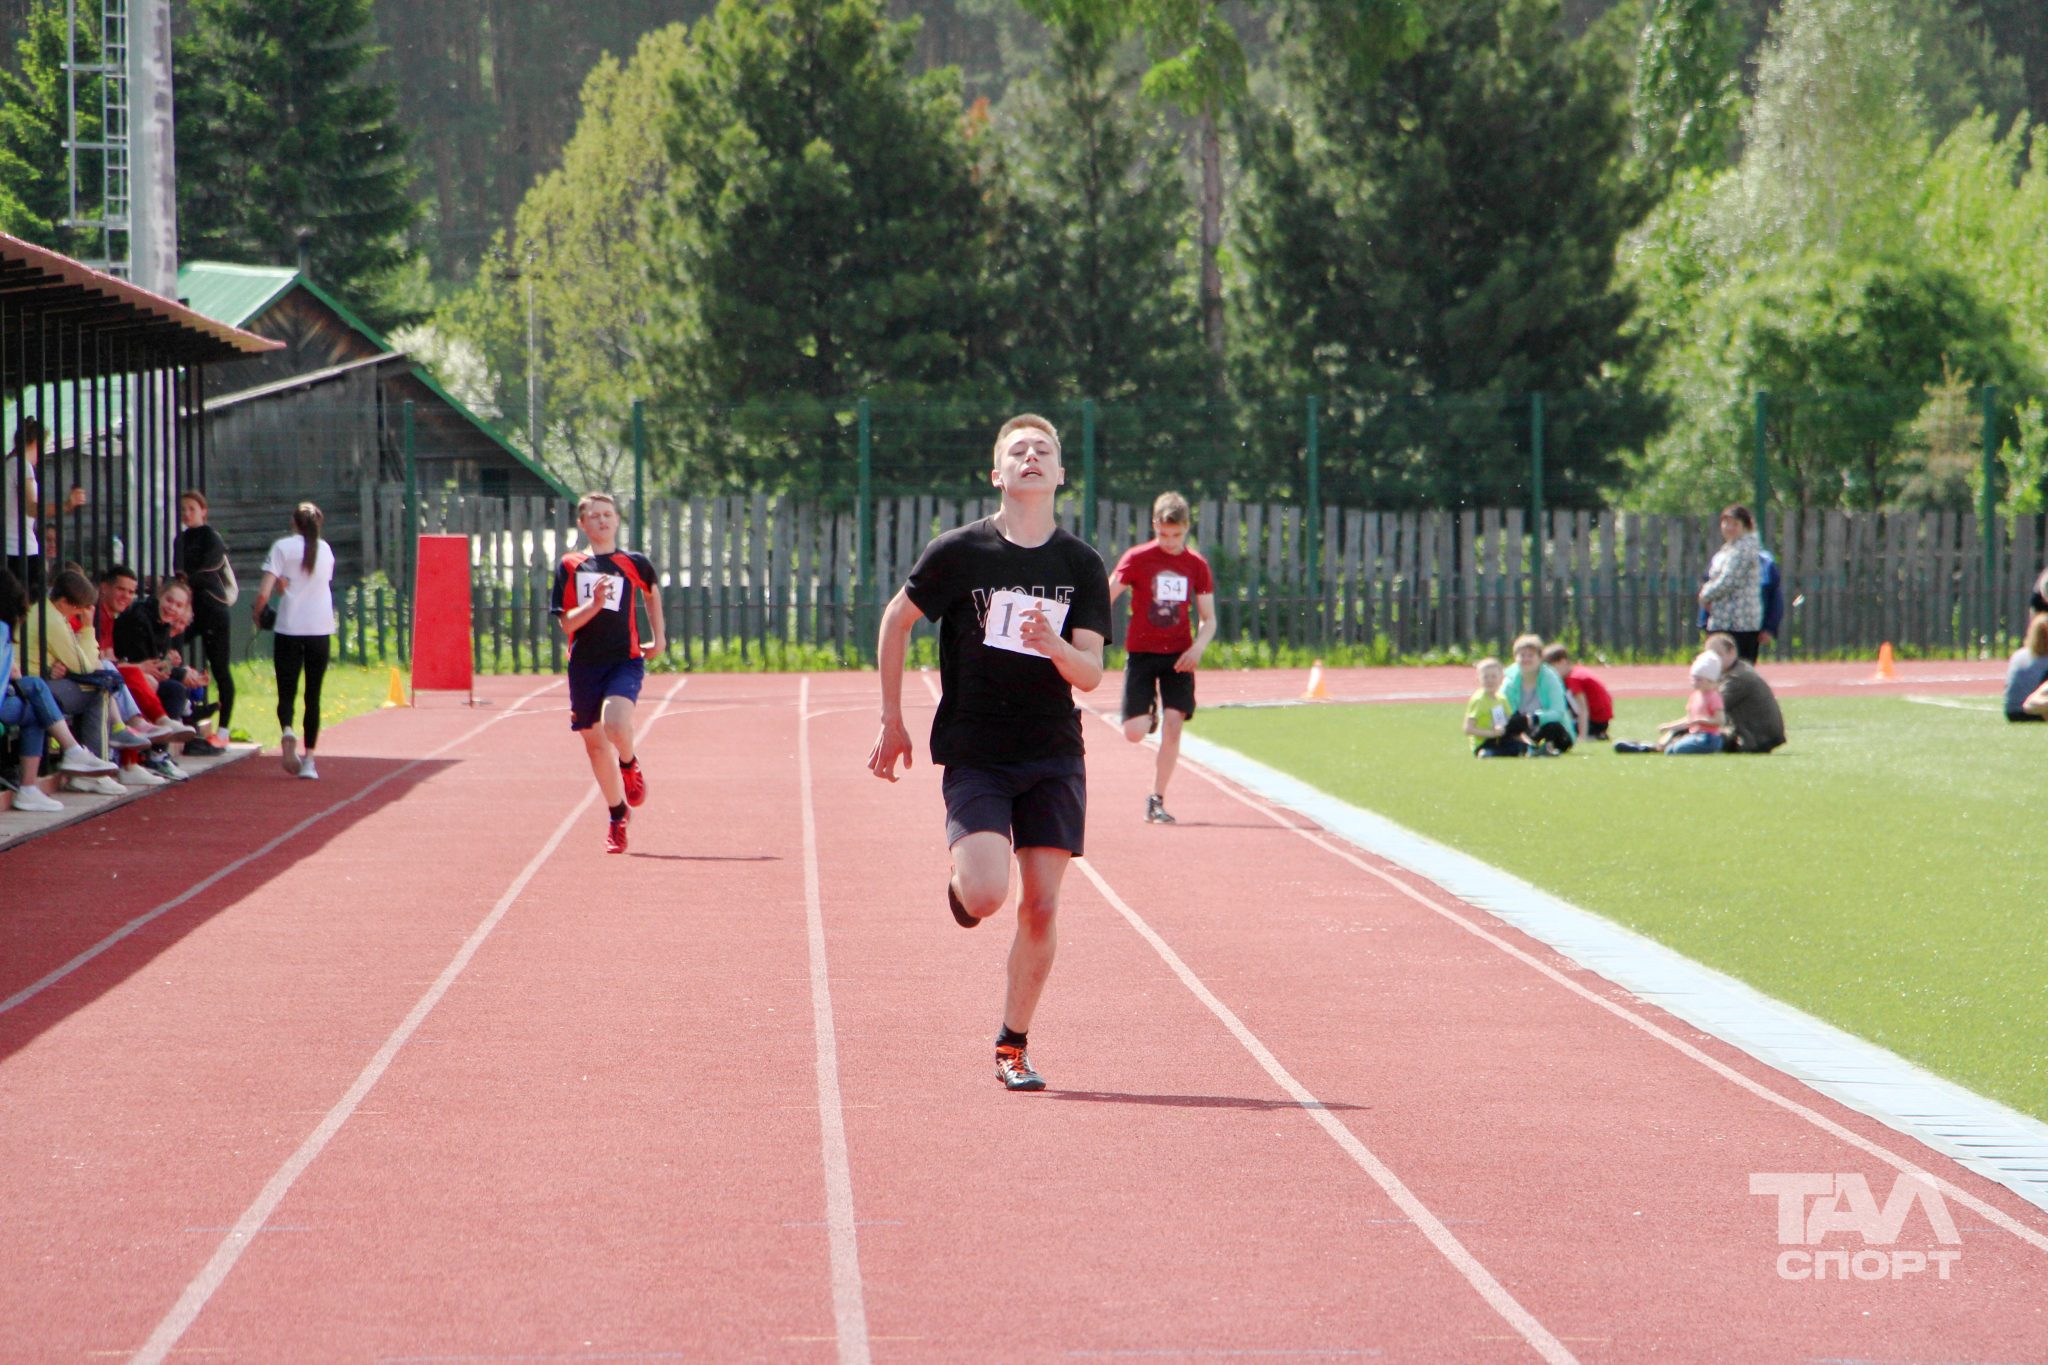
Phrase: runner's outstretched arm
[{"left": 868, "top": 588, "right": 920, "bottom": 780}]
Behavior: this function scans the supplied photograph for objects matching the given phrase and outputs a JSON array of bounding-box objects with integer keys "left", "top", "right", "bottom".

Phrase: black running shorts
[
  {"left": 942, "top": 756, "right": 1087, "bottom": 856},
  {"left": 1121, "top": 650, "right": 1195, "bottom": 722}
]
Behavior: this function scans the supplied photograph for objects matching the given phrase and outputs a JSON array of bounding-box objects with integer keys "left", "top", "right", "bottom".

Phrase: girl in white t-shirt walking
[{"left": 250, "top": 503, "right": 336, "bottom": 780}]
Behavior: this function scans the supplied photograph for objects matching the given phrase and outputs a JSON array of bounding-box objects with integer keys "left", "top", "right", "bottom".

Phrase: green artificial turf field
[{"left": 1192, "top": 692, "right": 2048, "bottom": 1121}]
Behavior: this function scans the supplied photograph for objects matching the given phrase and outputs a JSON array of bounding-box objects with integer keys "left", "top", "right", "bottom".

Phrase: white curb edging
[{"left": 1179, "top": 730, "right": 2048, "bottom": 1217}]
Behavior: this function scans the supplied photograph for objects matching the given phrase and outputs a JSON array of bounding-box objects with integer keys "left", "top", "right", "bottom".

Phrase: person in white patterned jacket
[{"left": 1699, "top": 504, "right": 1764, "bottom": 663}]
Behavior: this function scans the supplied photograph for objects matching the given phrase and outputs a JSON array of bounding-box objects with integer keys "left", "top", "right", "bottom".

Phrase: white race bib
[
  {"left": 982, "top": 590, "right": 1069, "bottom": 657},
  {"left": 1154, "top": 571, "right": 1189, "bottom": 604},
  {"left": 576, "top": 570, "right": 624, "bottom": 612}
]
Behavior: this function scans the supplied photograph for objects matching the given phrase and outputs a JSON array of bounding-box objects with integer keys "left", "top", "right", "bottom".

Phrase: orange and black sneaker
[
  {"left": 621, "top": 760, "right": 647, "bottom": 807},
  {"left": 606, "top": 813, "right": 630, "bottom": 855},
  {"left": 995, "top": 1044, "right": 1045, "bottom": 1091}
]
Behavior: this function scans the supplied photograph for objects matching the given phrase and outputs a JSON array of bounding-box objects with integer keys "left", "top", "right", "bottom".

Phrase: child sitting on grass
[
  {"left": 1543, "top": 643, "right": 1613, "bottom": 740},
  {"left": 1464, "top": 657, "right": 1527, "bottom": 757},
  {"left": 1654, "top": 652, "right": 1724, "bottom": 754}
]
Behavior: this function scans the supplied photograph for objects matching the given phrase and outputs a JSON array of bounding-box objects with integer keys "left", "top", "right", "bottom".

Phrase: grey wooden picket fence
[{"left": 348, "top": 485, "right": 2046, "bottom": 668}]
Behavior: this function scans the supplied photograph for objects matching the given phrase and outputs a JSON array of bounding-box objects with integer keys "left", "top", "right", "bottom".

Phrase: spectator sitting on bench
[
  {"left": 25, "top": 565, "right": 158, "bottom": 795},
  {"left": 110, "top": 574, "right": 203, "bottom": 780},
  {"left": 97, "top": 565, "right": 199, "bottom": 749},
  {"left": 1, "top": 566, "right": 119, "bottom": 811}
]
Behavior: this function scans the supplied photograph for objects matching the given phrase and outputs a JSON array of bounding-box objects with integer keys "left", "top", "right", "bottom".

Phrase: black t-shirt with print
[
  {"left": 549, "top": 548, "right": 658, "bottom": 664},
  {"left": 904, "top": 518, "right": 1112, "bottom": 768}
]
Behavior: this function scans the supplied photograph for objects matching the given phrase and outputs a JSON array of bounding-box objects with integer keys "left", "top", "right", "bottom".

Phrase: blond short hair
[
  {"left": 1541, "top": 643, "right": 1569, "bottom": 666},
  {"left": 1510, "top": 633, "right": 1544, "bottom": 656},
  {"left": 1475, "top": 656, "right": 1503, "bottom": 677},
  {"left": 1152, "top": 491, "right": 1190, "bottom": 526},
  {"left": 575, "top": 492, "right": 619, "bottom": 519},
  {"left": 1704, "top": 632, "right": 1737, "bottom": 658},
  {"left": 992, "top": 413, "right": 1060, "bottom": 461}
]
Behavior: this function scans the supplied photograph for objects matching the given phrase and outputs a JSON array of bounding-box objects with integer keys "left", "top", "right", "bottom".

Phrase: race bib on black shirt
[
  {"left": 550, "top": 549, "right": 657, "bottom": 662},
  {"left": 903, "top": 519, "right": 1112, "bottom": 768}
]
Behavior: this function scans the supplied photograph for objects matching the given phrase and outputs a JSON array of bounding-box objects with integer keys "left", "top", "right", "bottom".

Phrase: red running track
[{"left": 2, "top": 669, "right": 2044, "bottom": 1363}]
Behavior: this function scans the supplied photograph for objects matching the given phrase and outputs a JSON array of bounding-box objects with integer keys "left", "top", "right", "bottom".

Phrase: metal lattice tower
[{"left": 63, "top": 0, "right": 133, "bottom": 277}]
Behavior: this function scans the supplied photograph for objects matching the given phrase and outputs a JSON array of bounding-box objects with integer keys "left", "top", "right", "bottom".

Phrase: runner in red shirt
[
  {"left": 1110, "top": 492, "right": 1216, "bottom": 824},
  {"left": 1544, "top": 643, "right": 1614, "bottom": 740}
]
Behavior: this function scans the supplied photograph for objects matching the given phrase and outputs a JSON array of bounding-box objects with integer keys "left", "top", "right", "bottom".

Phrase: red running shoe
[
  {"left": 606, "top": 814, "right": 629, "bottom": 855},
  {"left": 621, "top": 761, "right": 647, "bottom": 807}
]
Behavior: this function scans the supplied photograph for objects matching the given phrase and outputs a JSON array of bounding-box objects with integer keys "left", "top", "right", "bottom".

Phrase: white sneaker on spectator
[
  {"left": 110, "top": 727, "right": 154, "bottom": 751},
  {"left": 68, "top": 773, "right": 125, "bottom": 797},
  {"left": 297, "top": 754, "right": 320, "bottom": 781},
  {"left": 280, "top": 729, "right": 301, "bottom": 775},
  {"left": 11, "top": 785, "right": 63, "bottom": 812},
  {"left": 151, "top": 719, "right": 199, "bottom": 742},
  {"left": 57, "top": 745, "right": 118, "bottom": 775},
  {"left": 118, "top": 765, "right": 167, "bottom": 787}
]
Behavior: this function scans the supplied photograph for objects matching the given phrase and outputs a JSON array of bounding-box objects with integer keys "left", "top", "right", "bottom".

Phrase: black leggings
[
  {"left": 273, "top": 633, "right": 331, "bottom": 749},
  {"left": 1505, "top": 712, "right": 1576, "bottom": 751},
  {"left": 190, "top": 605, "right": 235, "bottom": 728}
]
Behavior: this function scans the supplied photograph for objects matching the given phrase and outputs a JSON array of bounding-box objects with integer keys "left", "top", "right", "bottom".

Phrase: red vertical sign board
[{"left": 411, "top": 534, "right": 474, "bottom": 703}]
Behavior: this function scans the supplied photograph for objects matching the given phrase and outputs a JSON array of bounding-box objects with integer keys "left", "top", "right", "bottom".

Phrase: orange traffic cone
[
  {"left": 382, "top": 666, "right": 409, "bottom": 708},
  {"left": 1872, "top": 642, "right": 1897, "bottom": 682},
  {"left": 1304, "top": 659, "right": 1330, "bottom": 701}
]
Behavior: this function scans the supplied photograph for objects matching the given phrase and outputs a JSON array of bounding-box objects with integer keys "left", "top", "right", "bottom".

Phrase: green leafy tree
[
  {"left": 1998, "top": 399, "right": 2048, "bottom": 518},
  {"left": 0, "top": 0, "right": 98, "bottom": 252},
  {"left": 1629, "top": 0, "right": 1740, "bottom": 185},
  {"left": 644, "top": 0, "right": 997, "bottom": 489},
  {"left": 435, "top": 24, "right": 692, "bottom": 492},
  {"left": 176, "top": 0, "right": 418, "bottom": 322},
  {"left": 1235, "top": 0, "right": 1654, "bottom": 507}
]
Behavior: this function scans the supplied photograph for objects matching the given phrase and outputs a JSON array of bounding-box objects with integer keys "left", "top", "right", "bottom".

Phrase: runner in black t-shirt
[
  {"left": 550, "top": 492, "right": 665, "bottom": 855},
  {"left": 868, "top": 414, "right": 1112, "bottom": 1091}
]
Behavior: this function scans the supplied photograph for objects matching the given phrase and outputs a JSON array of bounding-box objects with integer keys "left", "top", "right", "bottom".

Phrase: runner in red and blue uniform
[{"left": 550, "top": 492, "right": 664, "bottom": 854}]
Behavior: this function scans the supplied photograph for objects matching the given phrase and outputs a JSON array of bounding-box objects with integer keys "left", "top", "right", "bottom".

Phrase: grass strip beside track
[
  {"left": 1193, "top": 694, "right": 2048, "bottom": 1121},
  {"left": 226, "top": 660, "right": 396, "bottom": 749}
]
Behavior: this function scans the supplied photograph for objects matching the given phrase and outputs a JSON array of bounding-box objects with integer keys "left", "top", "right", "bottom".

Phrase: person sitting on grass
[
  {"left": 1654, "top": 652, "right": 1725, "bottom": 755},
  {"left": 1704, "top": 632, "right": 1786, "bottom": 753},
  {"left": 1543, "top": 643, "right": 1613, "bottom": 741},
  {"left": 1464, "top": 657, "right": 1527, "bottom": 757},
  {"left": 2004, "top": 612, "right": 2048, "bottom": 723},
  {"left": 1502, "top": 633, "right": 1575, "bottom": 754},
  {"left": 0, "top": 566, "right": 118, "bottom": 811}
]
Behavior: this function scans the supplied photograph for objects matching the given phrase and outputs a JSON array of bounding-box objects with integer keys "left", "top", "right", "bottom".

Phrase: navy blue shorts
[
  {"left": 567, "top": 657, "right": 644, "bottom": 731},
  {"left": 942, "top": 756, "right": 1088, "bottom": 857}
]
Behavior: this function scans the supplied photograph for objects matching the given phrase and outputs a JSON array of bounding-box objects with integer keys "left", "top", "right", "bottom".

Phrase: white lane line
[
  {"left": 130, "top": 677, "right": 690, "bottom": 1365},
  {"left": 1902, "top": 694, "right": 2001, "bottom": 712},
  {"left": 1070, "top": 856, "right": 1579, "bottom": 1365},
  {"left": 798, "top": 677, "right": 872, "bottom": 1365},
  {"left": 1, "top": 679, "right": 564, "bottom": 1021},
  {"left": 1157, "top": 726, "right": 2048, "bottom": 1257}
]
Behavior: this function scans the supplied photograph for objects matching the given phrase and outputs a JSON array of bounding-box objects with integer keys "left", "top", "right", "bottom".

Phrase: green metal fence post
[
  {"left": 1529, "top": 391, "right": 1545, "bottom": 631},
  {"left": 1081, "top": 398, "right": 1097, "bottom": 543},
  {"left": 1753, "top": 391, "right": 1770, "bottom": 544},
  {"left": 402, "top": 400, "right": 417, "bottom": 597},
  {"left": 631, "top": 398, "right": 647, "bottom": 546},
  {"left": 1982, "top": 384, "right": 2000, "bottom": 646},
  {"left": 856, "top": 397, "right": 873, "bottom": 656},
  {"left": 1305, "top": 393, "right": 1321, "bottom": 585}
]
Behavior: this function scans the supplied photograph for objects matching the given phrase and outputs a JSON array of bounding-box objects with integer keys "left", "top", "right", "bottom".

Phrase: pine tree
[
  {"left": 1236, "top": 0, "right": 1655, "bottom": 506},
  {"left": 0, "top": 0, "right": 99, "bottom": 253},
  {"left": 644, "top": 0, "right": 997, "bottom": 488},
  {"left": 993, "top": 21, "right": 1205, "bottom": 404},
  {"left": 176, "top": 0, "right": 417, "bottom": 320}
]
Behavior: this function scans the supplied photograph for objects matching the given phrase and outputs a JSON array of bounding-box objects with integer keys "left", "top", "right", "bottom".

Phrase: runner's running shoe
[
  {"left": 1145, "top": 794, "right": 1176, "bottom": 824},
  {"left": 622, "top": 761, "right": 647, "bottom": 807},
  {"left": 947, "top": 877, "right": 979, "bottom": 928},
  {"left": 280, "top": 730, "right": 301, "bottom": 775},
  {"left": 606, "top": 814, "right": 629, "bottom": 855},
  {"left": 995, "top": 1044, "right": 1045, "bottom": 1091}
]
